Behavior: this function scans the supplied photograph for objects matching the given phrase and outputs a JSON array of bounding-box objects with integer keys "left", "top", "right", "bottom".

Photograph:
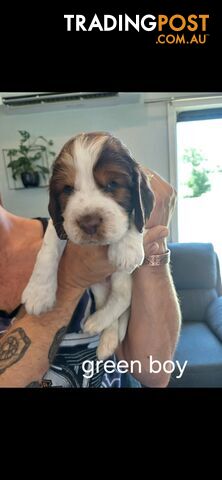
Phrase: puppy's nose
[{"left": 77, "top": 214, "right": 102, "bottom": 235}]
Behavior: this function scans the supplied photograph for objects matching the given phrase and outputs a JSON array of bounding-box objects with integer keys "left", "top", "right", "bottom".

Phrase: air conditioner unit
[{"left": 0, "top": 92, "right": 142, "bottom": 114}]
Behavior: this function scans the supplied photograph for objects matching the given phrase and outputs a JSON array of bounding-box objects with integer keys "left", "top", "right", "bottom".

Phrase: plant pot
[{"left": 21, "top": 172, "right": 40, "bottom": 188}]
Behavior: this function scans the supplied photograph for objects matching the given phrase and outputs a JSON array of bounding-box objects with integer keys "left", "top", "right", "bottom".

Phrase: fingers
[
  {"left": 143, "top": 225, "right": 168, "bottom": 246},
  {"left": 143, "top": 166, "right": 176, "bottom": 201},
  {"left": 143, "top": 167, "right": 167, "bottom": 189},
  {"left": 147, "top": 242, "right": 160, "bottom": 255}
]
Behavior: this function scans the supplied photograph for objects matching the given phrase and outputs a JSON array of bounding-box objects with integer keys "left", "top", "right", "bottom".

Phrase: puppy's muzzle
[{"left": 77, "top": 214, "right": 103, "bottom": 235}]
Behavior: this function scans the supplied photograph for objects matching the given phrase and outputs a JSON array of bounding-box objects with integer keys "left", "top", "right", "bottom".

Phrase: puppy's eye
[
  {"left": 63, "top": 185, "right": 74, "bottom": 195},
  {"left": 105, "top": 181, "right": 119, "bottom": 192}
]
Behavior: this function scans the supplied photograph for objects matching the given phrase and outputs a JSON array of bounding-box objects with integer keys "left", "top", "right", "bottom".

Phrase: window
[{"left": 177, "top": 108, "right": 222, "bottom": 267}]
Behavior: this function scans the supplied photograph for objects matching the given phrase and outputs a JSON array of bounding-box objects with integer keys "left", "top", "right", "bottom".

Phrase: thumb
[{"left": 143, "top": 225, "right": 169, "bottom": 245}]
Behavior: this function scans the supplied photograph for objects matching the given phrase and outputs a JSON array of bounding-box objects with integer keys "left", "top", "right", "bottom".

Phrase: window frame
[{"left": 167, "top": 96, "right": 222, "bottom": 241}]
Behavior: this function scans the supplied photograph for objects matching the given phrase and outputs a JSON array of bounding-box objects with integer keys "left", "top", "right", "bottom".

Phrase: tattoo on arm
[
  {"left": 0, "top": 323, "right": 66, "bottom": 383},
  {"left": 48, "top": 326, "right": 67, "bottom": 364},
  {"left": 0, "top": 327, "right": 31, "bottom": 375},
  {"left": 22, "top": 325, "right": 67, "bottom": 386},
  {"left": 26, "top": 326, "right": 66, "bottom": 387}
]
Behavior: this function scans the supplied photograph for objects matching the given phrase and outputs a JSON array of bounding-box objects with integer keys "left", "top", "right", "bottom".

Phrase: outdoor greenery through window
[{"left": 177, "top": 109, "right": 222, "bottom": 268}]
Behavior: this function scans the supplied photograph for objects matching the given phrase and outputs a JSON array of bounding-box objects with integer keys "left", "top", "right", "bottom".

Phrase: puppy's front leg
[
  {"left": 108, "top": 223, "right": 144, "bottom": 274},
  {"left": 94, "top": 307, "right": 130, "bottom": 360},
  {"left": 96, "top": 319, "right": 119, "bottom": 360},
  {"left": 83, "top": 272, "right": 132, "bottom": 335},
  {"left": 22, "top": 219, "right": 66, "bottom": 315},
  {"left": 91, "top": 281, "right": 110, "bottom": 310},
  {"left": 87, "top": 279, "right": 130, "bottom": 360}
]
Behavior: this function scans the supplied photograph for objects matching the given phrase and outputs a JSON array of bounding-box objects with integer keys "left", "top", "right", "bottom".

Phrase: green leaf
[
  {"left": 186, "top": 167, "right": 211, "bottom": 197},
  {"left": 7, "top": 160, "right": 17, "bottom": 168},
  {"left": 183, "top": 147, "right": 206, "bottom": 166},
  {"left": 37, "top": 135, "right": 48, "bottom": 143},
  {"left": 36, "top": 165, "right": 50, "bottom": 174},
  {"left": 18, "top": 130, "right": 30, "bottom": 142},
  {"left": 7, "top": 149, "right": 18, "bottom": 157},
  {"left": 6, "top": 131, "right": 55, "bottom": 178},
  {"left": 17, "top": 156, "right": 29, "bottom": 165},
  {"left": 32, "top": 152, "right": 42, "bottom": 161},
  {"left": 20, "top": 145, "right": 29, "bottom": 154}
]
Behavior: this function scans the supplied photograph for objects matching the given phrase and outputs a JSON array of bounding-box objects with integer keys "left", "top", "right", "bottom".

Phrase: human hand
[
  {"left": 144, "top": 167, "right": 177, "bottom": 228},
  {"left": 143, "top": 168, "right": 177, "bottom": 254},
  {"left": 58, "top": 242, "right": 115, "bottom": 292},
  {"left": 143, "top": 224, "right": 169, "bottom": 256}
]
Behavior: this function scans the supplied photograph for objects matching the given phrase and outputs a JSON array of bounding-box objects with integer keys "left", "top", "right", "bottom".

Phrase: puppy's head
[{"left": 49, "top": 132, "right": 154, "bottom": 245}]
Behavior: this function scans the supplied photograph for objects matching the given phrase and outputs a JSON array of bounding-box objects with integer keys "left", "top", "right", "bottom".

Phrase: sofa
[{"left": 168, "top": 242, "right": 222, "bottom": 388}]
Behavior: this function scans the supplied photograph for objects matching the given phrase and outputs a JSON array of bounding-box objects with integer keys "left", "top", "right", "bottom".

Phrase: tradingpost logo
[{"left": 64, "top": 13, "right": 210, "bottom": 45}]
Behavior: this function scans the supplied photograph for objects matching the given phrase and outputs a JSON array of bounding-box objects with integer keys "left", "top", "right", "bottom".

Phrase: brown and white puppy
[{"left": 22, "top": 132, "right": 154, "bottom": 359}]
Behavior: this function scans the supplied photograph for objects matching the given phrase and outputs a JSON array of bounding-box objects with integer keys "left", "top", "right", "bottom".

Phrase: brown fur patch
[
  {"left": 51, "top": 139, "right": 76, "bottom": 193},
  {"left": 52, "top": 157, "right": 75, "bottom": 194},
  {"left": 48, "top": 140, "right": 76, "bottom": 238},
  {"left": 93, "top": 138, "right": 135, "bottom": 214},
  {"left": 83, "top": 131, "right": 110, "bottom": 146}
]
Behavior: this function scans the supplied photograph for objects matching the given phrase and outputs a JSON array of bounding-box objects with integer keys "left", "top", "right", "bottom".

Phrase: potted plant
[{"left": 7, "top": 130, "right": 56, "bottom": 188}]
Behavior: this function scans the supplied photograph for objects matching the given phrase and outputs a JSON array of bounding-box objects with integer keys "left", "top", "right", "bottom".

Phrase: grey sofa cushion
[
  {"left": 168, "top": 243, "right": 218, "bottom": 290},
  {"left": 206, "top": 296, "right": 222, "bottom": 342},
  {"left": 177, "top": 288, "right": 217, "bottom": 323},
  {"left": 169, "top": 322, "right": 222, "bottom": 387},
  {"left": 168, "top": 243, "right": 220, "bottom": 323},
  {"left": 165, "top": 243, "right": 222, "bottom": 388}
]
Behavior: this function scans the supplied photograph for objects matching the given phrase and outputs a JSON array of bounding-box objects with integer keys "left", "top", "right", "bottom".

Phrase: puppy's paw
[
  {"left": 108, "top": 240, "right": 144, "bottom": 273},
  {"left": 83, "top": 310, "right": 109, "bottom": 335},
  {"left": 22, "top": 282, "right": 57, "bottom": 316},
  {"left": 118, "top": 309, "right": 130, "bottom": 343},
  {"left": 97, "top": 328, "right": 119, "bottom": 360}
]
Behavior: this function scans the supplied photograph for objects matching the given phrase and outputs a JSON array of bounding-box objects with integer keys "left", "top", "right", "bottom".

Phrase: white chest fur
[{"left": 22, "top": 219, "right": 145, "bottom": 360}]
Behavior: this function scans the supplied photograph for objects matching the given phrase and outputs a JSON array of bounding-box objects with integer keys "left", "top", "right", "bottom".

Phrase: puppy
[{"left": 22, "top": 132, "right": 154, "bottom": 359}]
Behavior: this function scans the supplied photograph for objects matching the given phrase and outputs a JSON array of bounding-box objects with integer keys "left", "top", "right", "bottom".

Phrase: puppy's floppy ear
[
  {"left": 48, "top": 174, "right": 68, "bottom": 240},
  {"left": 133, "top": 166, "right": 154, "bottom": 233}
]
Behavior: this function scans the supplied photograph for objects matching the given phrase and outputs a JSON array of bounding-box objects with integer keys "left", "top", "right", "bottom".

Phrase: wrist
[
  {"left": 53, "top": 284, "right": 84, "bottom": 319},
  {"left": 132, "top": 262, "right": 171, "bottom": 301},
  {"left": 137, "top": 262, "right": 170, "bottom": 277},
  {"left": 140, "top": 239, "right": 171, "bottom": 275}
]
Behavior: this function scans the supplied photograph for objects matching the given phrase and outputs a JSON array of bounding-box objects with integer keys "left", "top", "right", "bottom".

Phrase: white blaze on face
[
  {"left": 74, "top": 134, "right": 108, "bottom": 191},
  {"left": 62, "top": 133, "right": 130, "bottom": 245}
]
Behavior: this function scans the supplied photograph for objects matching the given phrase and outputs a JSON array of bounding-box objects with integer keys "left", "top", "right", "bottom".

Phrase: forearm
[
  {"left": 0, "top": 286, "right": 83, "bottom": 387},
  {"left": 117, "top": 264, "right": 181, "bottom": 387}
]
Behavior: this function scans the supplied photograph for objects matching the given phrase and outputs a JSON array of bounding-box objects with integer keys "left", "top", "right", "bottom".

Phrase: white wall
[{"left": 0, "top": 101, "right": 169, "bottom": 217}]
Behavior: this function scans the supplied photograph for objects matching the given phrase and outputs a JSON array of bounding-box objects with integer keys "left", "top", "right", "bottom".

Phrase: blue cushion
[
  {"left": 169, "top": 322, "right": 222, "bottom": 387},
  {"left": 168, "top": 243, "right": 217, "bottom": 290},
  {"left": 206, "top": 297, "right": 222, "bottom": 342},
  {"left": 177, "top": 288, "right": 217, "bottom": 323}
]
